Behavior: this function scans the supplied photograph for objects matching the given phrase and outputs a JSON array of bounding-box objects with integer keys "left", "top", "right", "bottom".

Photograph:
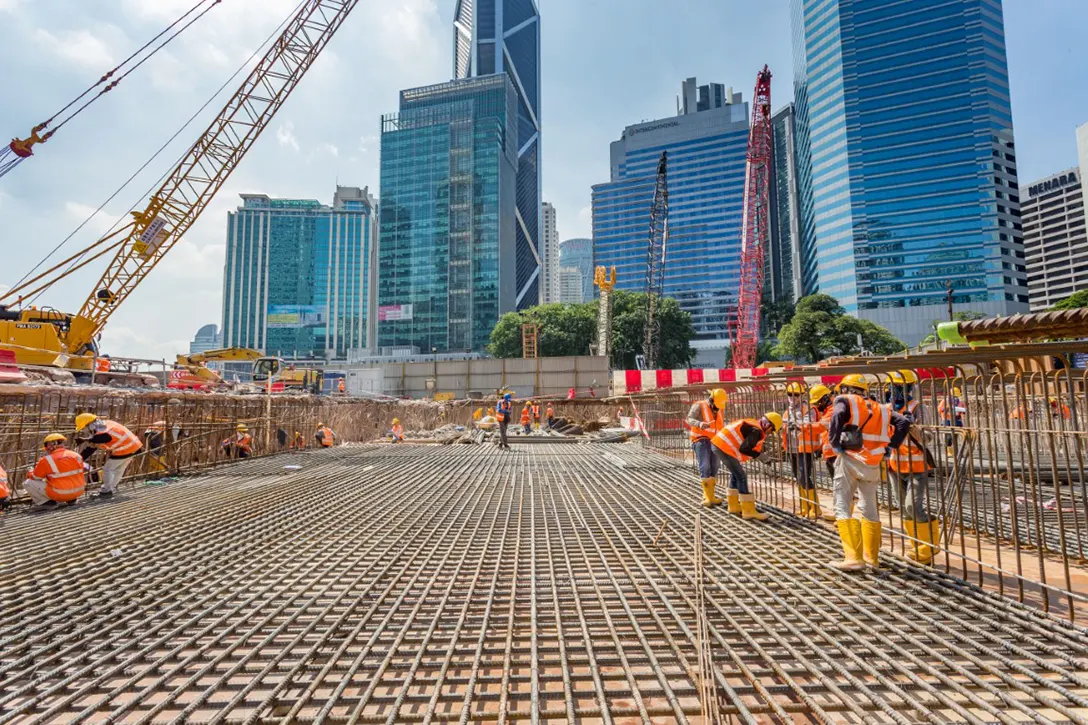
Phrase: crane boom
[
  {"left": 643, "top": 151, "right": 669, "bottom": 370},
  {"left": 58, "top": 0, "right": 360, "bottom": 354}
]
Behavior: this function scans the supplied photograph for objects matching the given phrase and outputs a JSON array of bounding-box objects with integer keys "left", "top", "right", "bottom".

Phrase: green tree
[
  {"left": 760, "top": 296, "right": 796, "bottom": 338},
  {"left": 772, "top": 293, "right": 905, "bottom": 362},
  {"left": 487, "top": 302, "right": 597, "bottom": 358},
  {"left": 918, "top": 310, "right": 988, "bottom": 346},
  {"left": 1052, "top": 290, "right": 1088, "bottom": 310},
  {"left": 609, "top": 290, "right": 695, "bottom": 369}
]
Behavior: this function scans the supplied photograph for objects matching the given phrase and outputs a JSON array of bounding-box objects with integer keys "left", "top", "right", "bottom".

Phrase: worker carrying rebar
[
  {"left": 0, "top": 464, "right": 10, "bottom": 511},
  {"left": 783, "top": 382, "right": 826, "bottom": 520},
  {"left": 221, "top": 424, "right": 253, "bottom": 459},
  {"left": 390, "top": 418, "right": 404, "bottom": 443},
  {"left": 25, "top": 433, "right": 86, "bottom": 508},
  {"left": 495, "top": 393, "right": 512, "bottom": 450},
  {"left": 686, "top": 388, "right": 728, "bottom": 508},
  {"left": 708, "top": 412, "right": 782, "bottom": 522},
  {"left": 886, "top": 370, "right": 940, "bottom": 565},
  {"left": 75, "top": 414, "right": 141, "bottom": 499},
  {"left": 315, "top": 424, "right": 336, "bottom": 448},
  {"left": 826, "top": 374, "right": 911, "bottom": 571}
]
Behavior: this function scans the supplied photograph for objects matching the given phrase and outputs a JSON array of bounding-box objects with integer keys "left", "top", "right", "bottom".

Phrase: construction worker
[
  {"left": 567, "top": 387, "right": 576, "bottom": 400},
  {"left": 520, "top": 404, "right": 531, "bottom": 433},
  {"left": 886, "top": 370, "right": 940, "bottom": 564},
  {"left": 390, "top": 418, "right": 404, "bottom": 443},
  {"left": 25, "top": 434, "right": 86, "bottom": 508},
  {"left": 531, "top": 401, "right": 541, "bottom": 431},
  {"left": 291, "top": 431, "right": 306, "bottom": 450},
  {"left": 686, "top": 388, "right": 728, "bottom": 507},
  {"left": 221, "top": 424, "right": 253, "bottom": 459},
  {"left": 826, "top": 374, "right": 911, "bottom": 570},
  {"left": 0, "top": 464, "right": 10, "bottom": 511},
  {"left": 938, "top": 387, "right": 965, "bottom": 427},
  {"left": 809, "top": 384, "right": 836, "bottom": 515},
  {"left": 315, "top": 423, "right": 336, "bottom": 448},
  {"left": 75, "top": 413, "right": 141, "bottom": 498},
  {"left": 495, "top": 393, "right": 512, "bottom": 449},
  {"left": 144, "top": 420, "right": 168, "bottom": 472},
  {"left": 545, "top": 404, "right": 555, "bottom": 430},
  {"left": 337, "top": 378, "right": 346, "bottom": 394},
  {"left": 1049, "top": 396, "right": 1072, "bottom": 421},
  {"left": 783, "top": 382, "right": 824, "bottom": 519},
  {"left": 709, "top": 412, "right": 782, "bottom": 521}
]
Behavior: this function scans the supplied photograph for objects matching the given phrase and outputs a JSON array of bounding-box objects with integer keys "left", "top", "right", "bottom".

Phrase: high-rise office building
[
  {"left": 189, "top": 324, "right": 222, "bottom": 356},
  {"left": 541, "top": 202, "right": 560, "bottom": 303},
  {"left": 1022, "top": 168, "right": 1086, "bottom": 311},
  {"left": 592, "top": 77, "right": 748, "bottom": 365},
  {"left": 559, "top": 237, "right": 594, "bottom": 303},
  {"left": 221, "top": 186, "right": 377, "bottom": 359},
  {"left": 378, "top": 76, "right": 519, "bottom": 354},
  {"left": 767, "top": 104, "right": 801, "bottom": 306},
  {"left": 1078, "top": 123, "right": 1088, "bottom": 229},
  {"left": 558, "top": 267, "right": 584, "bottom": 304},
  {"left": 453, "top": 0, "right": 542, "bottom": 309},
  {"left": 791, "top": 0, "right": 1028, "bottom": 345}
]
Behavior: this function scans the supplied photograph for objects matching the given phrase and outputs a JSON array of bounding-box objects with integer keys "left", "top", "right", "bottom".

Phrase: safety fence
[
  {"left": 0, "top": 388, "right": 472, "bottom": 503},
  {"left": 626, "top": 341, "right": 1088, "bottom": 621}
]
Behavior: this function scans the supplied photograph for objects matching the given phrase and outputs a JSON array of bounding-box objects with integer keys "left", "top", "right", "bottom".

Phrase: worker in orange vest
[
  {"left": 886, "top": 370, "right": 940, "bottom": 564},
  {"left": 545, "top": 404, "right": 555, "bottom": 430},
  {"left": 686, "top": 388, "right": 728, "bottom": 507},
  {"left": 809, "top": 384, "right": 836, "bottom": 518},
  {"left": 0, "top": 463, "right": 10, "bottom": 511},
  {"left": 782, "top": 382, "right": 825, "bottom": 519},
  {"left": 520, "top": 404, "right": 531, "bottom": 432},
  {"left": 826, "top": 374, "right": 911, "bottom": 570},
  {"left": 338, "top": 378, "right": 346, "bottom": 394},
  {"left": 221, "top": 423, "right": 253, "bottom": 459},
  {"left": 75, "top": 413, "right": 141, "bottom": 499},
  {"left": 391, "top": 418, "right": 404, "bottom": 443},
  {"left": 25, "top": 433, "right": 86, "bottom": 508},
  {"left": 531, "top": 401, "right": 541, "bottom": 431},
  {"left": 495, "top": 393, "right": 513, "bottom": 449},
  {"left": 709, "top": 412, "right": 782, "bottom": 521},
  {"left": 291, "top": 431, "right": 306, "bottom": 450},
  {"left": 316, "top": 423, "right": 336, "bottom": 448}
]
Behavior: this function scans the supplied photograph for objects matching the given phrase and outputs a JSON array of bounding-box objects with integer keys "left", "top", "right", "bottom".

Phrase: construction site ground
[{"left": 3, "top": 443, "right": 1088, "bottom": 724}]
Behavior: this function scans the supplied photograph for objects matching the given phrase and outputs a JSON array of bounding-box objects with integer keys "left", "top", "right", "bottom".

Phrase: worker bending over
[
  {"left": 686, "top": 388, "right": 727, "bottom": 508},
  {"left": 826, "top": 374, "right": 911, "bottom": 570},
  {"left": 25, "top": 434, "right": 86, "bottom": 508},
  {"left": 0, "top": 464, "right": 10, "bottom": 511},
  {"left": 76, "top": 414, "right": 141, "bottom": 499},
  {"left": 316, "top": 424, "right": 336, "bottom": 448},
  {"left": 783, "top": 382, "right": 825, "bottom": 519},
  {"left": 221, "top": 424, "right": 253, "bottom": 459},
  {"left": 495, "top": 393, "right": 512, "bottom": 450},
  {"left": 886, "top": 370, "right": 940, "bottom": 564},
  {"left": 709, "top": 412, "right": 782, "bottom": 521},
  {"left": 391, "top": 418, "right": 404, "bottom": 443}
]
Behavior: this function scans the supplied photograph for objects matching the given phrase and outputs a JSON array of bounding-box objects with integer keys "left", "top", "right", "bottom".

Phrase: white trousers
[
  {"left": 24, "top": 478, "right": 50, "bottom": 505},
  {"left": 832, "top": 455, "right": 881, "bottom": 522},
  {"left": 101, "top": 456, "right": 133, "bottom": 493}
]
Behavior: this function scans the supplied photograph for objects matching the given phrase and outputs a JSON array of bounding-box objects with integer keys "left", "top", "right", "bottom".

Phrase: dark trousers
[
  {"left": 498, "top": 421, "right": 510, "bottom": 448},
  {"left": 720, "top": 454, "right": 750, "bottom": 495},
  {"left": 790, "top": 452, "right": 816, "bottom": 489},
  {"left": 825, "top": 457, "right": 836, "bottom": 480}
]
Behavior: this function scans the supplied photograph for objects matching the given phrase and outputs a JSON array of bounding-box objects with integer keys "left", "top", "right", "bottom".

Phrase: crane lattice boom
[{"left": 643, "top": 151, "right": 669, "bottom": 370}]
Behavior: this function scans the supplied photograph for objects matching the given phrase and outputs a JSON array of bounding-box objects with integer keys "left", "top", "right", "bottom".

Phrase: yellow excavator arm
[{"left": 177, "top": 347, "right": 262, "bottom": 366}]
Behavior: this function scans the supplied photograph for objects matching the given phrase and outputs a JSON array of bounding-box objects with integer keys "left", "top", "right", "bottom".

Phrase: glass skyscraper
[
  {"left": 378, "top": 75, "right": 518, "bottom": 354},
  {"left": 453, "top": 0, "right": 541, "bottom": 309},
  {"left": 591, "top": 78, "right": 749, "bottom": 365},
  {"left": 791, "top": 0, "right": 1028, "bottom": 344},
  {"left": 768, "top": 104, "right": 801, "bottom": 306},
  {"left": 221, "top": 186, "right": 377, "bottom": 359},
  {"left": 559, "top": 237, "right": 594, "bottom": 303}
]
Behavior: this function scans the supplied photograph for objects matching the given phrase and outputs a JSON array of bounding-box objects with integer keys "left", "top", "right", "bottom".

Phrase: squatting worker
[
  {"left": 686, "top": 388, "right": 727, "bottom": 508},
  {"left": 221, "top": 424, "right": 253, "bottom": 459},
  {"left": 391, "top": 418, "right": 404, "bottom": 443},
  {"left": 75, "top": 413, "right": 141, "bottom": 499},
  {"left": 826, "top": 374, "right": 910, "bottom": 571},
  {"left": 887, "top": 370, "right": 940, "bottom": 565},
  {"left": 25, "top": 433, "right": 86, "bottom": 508},
  {"left": 709, "top": 412, "right": 782, "bottom": 522},
  {"left": 0, "top": 463, "right": 10, "bottom": 511},
  {"left": 783, "top": 382, "right": 826, "bottom": 520},
  {"left": 495, "top": 393, "right": 512, "bottom": 450},
  {"left": 315, "top": 423, "right": 336, "bottom": 448}
]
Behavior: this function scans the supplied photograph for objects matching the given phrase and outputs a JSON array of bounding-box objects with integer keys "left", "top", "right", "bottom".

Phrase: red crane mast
[{"left": 732, "top": 65, "right": 773, "bottom": 369}]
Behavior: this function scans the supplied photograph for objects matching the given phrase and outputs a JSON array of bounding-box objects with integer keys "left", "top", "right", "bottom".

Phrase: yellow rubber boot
[
  {"left": 797, "top": 487, "right": 810, "bottom": 518},
  {"left": 726, "top": 488, "right": 741, "bottom": 515},
  {"left": 831, "top": 519, "right": 866, "bottom": 571},
  {"left": 701, "top": 478, "right": 723, "bottom": 508},
  {"left": 903, "top": 520, "right": 923, "bottom": 562},
  {"left": 740, "top": 493, "right": 770, "bottom": 521},
  {"left": 861, "top": 519, "right": 882, "bottom": 568}
]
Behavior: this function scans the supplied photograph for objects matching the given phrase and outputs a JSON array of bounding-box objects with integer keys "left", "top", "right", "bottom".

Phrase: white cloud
[
  {"left": 64, "top": 201, "right": 123, "bottom": 237},
  {"left": 99, "top": 325, "right": 188, "bottom": 362},
  {"left": 34, "top": 27, "right": 114, "bottom": 69},
  {"left": 155, "top": 239, "right": 225, "bottom": 281},
  {"left": 276, "top": 121, "right": 300, "bottom": 151}
]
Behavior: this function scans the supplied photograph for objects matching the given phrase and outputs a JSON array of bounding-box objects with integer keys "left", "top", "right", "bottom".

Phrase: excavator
[
  {"left": 171, "top": 347, "right": 264, "bottom": 391},
  {"left": 0, "top": 0, "right": 361, "bottom": 386}
]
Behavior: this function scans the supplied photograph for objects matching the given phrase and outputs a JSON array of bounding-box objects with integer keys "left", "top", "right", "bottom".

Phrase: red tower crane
[{"left": 732, "top": 65, "right": 773, "bottom": 369}]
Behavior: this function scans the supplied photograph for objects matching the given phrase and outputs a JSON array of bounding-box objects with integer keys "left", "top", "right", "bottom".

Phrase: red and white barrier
[{"left": 612, "top": 366, "right": 954, "bottom": 396}]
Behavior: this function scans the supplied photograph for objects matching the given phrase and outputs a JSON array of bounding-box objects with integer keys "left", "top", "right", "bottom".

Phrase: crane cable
[
  {"left": 6, "top": 0, "right": 308, "bottom": 309},
  {"left": 1, "top": 0, "right": 224, "bottom": 180}
]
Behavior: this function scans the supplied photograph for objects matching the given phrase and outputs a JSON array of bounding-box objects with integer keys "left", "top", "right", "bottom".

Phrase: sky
[{"left": 0, "top": 0, "right": 1085, "bottom": 361}]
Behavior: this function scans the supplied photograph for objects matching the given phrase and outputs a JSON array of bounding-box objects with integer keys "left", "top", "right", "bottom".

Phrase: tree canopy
[
  {"left": 487, "top": 291, "right": 696, "bottom": 369},
  {"left": 1052, "top": 290, "right": 1088, "bottom": 310},
  {"left": 771, "top": 293, "right": 905, "bottom": 363}
]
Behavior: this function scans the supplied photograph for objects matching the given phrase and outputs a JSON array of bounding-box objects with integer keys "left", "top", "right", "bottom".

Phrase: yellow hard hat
[
  {"left": 808, "top": 384, "right": 832, "bottom": 406},
  {"left": 710, "top": 388, "right": 728, "bottom": 409},
  {"left": 898, "top": 369, "right": 918, "bottom": 384},
  {"left": 473, "top": 408, "right": 484, "bottom": 420},
  {"left": 886, "top": 371, "right": 905, "bottom": 385},
  {"left": 237, "top": 424, "right": 248, "bottom": 431},
  {"left": 785, "top": 381, "right": 805, "bottom": 395},
  {"left": 393, "top": 418, "right": 400, "bottom": 424},
  {"left": 952, "top": 387, "right": 963, "bottom": 397},
  {"left": 763, "top": 411, "right": 783, "bottom": 432},
  {"left": 318, "top": 423, "right": 326, "bottom": 428},
  {"left": 43, "top": 433, "right": 66, "bottom": 445},
  {"left": 75, "top": 413, "right": 97, "bottom": 431},
  {"left": 839, "top": 373, "right": 869, "bottom": 391}
]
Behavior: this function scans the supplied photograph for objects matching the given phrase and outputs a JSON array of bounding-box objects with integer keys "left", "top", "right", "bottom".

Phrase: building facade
[
  {"left": 1079, "top": 123, "right": 1088, "bottom": 227},
  {"left": 189, "top": 324, "right": 222, "bottom": 356},
  {"left": 1022, "top": 168, "right": 1086, "bottom": 310},
  {"left": 221, "top": 186, "right": 377, "bottom": 359},
  {"left": 558, "top": 267, "right": 584, "bottom": 304},
  {"left": 378, "top": 76, "right": 519, "bottom": 354},
  {"left": 453, "top": 0, "right": 542, "bottom": 309},
  {"left": 541, "top": 202, "right": 560, "bottom": 303},
  {"left": 591, "top": 77, "right": 748, "bottom": 364},
  {"left": 559, "top": 237, "right": 594, "bottom": 303},
  {"left": 768, "top": 104, "right": 801, "bottom": 306},
  {"left": 791, "top": 0, "right": 1028, "bottom": 345}
]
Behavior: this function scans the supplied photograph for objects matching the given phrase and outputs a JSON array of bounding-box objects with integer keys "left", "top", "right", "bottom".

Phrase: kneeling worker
[
  {"left": 76, "top": 414, "right": 141, "bottom": 498},
  {"left": 391, "top": 418, "right": 404, "bottom": 443},
  {"left": 221, "top": 424, "right": 253, "bottom": 458},
  {"left": 709, "top": 412, "right": 783, "bottom": 521},
  {"left": 686, "top": 388, "right": 727, "bottom": 507},
  {"left": 316, "top": 423, "right": 336, "bottom": 448},
  {"left": 25, "top": 434, "right": 86, "bottom": 508}
]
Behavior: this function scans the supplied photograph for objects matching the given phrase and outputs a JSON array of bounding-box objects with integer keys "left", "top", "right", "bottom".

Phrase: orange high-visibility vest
[
  {"left": 890, "top": 400, "right": 927, "bottom": 474},
  {"left": 101, "top": 420, "right": 142, "bottom": 457},
  {"left": 520, "top": 408, "right": 531, "bottom": 425},
  {"left": 31, "top": 448, "right": 86, "bottom": 502},
  {"left": 689, "top": 401, "right": 723, "bottom": 443},
  {"left": 317, "top": 427, "right": 334, "bottom": 447},
  {"left": 819, "top": 407, "right": 836, "bottom": 460},
  {"left": 532, "top": 404, "right": 540, "bottom": 419},
  {"left": 782, "top": 403, "right": 823, "bottom": 454},
  {"left": 392, "top": 424, "right": 404, "bottom": 440},
  {"left": 0, "top": 465, "right": 9, "bottom": 499},
  {"left": 711, "top": 418, "right": 764, "bottom": 462},
  {"left": 840, "top": 395, "right": 891, "bottom": 467}
]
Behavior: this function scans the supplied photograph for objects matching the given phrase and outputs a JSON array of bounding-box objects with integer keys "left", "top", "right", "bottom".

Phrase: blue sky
[{"left": 0, "top": 0, "right": 1085, "bottom": 359}]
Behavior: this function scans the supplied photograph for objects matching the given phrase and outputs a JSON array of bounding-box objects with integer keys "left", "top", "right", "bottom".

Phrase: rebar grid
[{"left": 2, "top": 444, "right": 1088, "bottom": 724}]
